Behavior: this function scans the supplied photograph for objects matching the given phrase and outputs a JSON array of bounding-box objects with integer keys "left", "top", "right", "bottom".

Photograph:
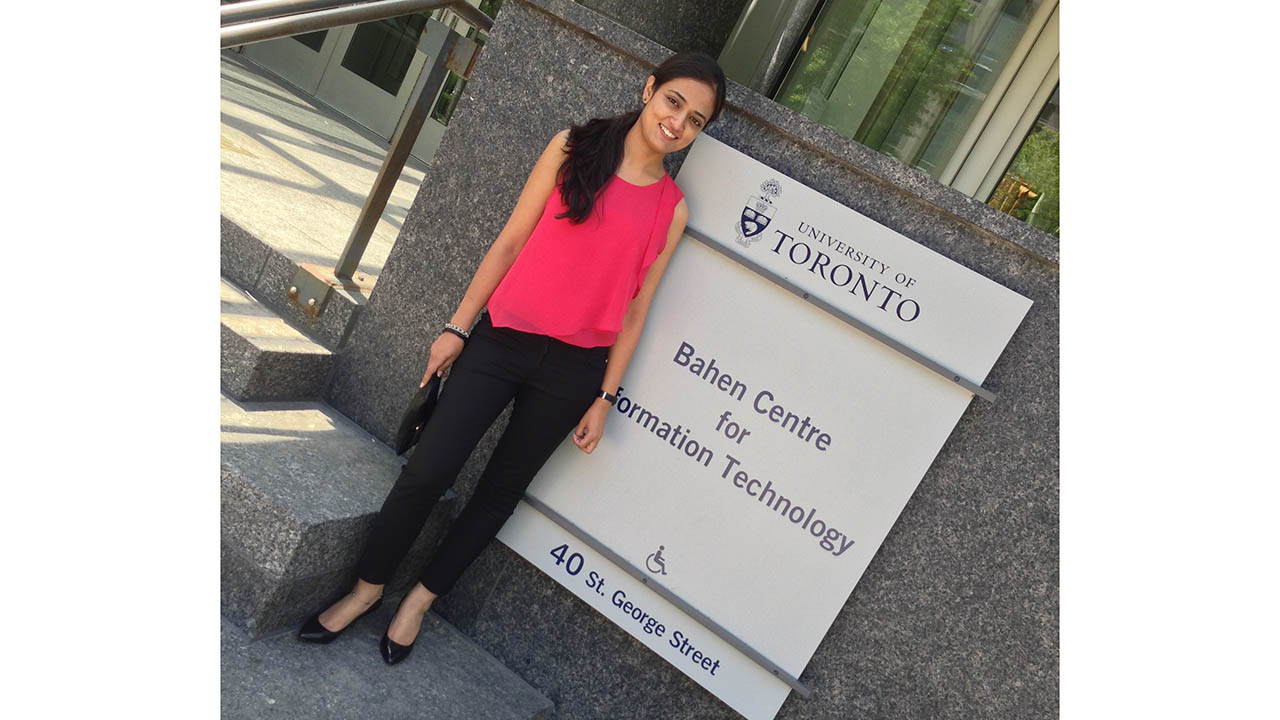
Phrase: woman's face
[{"left": 639, "top": 75, "right": 718, "bottom": 155}]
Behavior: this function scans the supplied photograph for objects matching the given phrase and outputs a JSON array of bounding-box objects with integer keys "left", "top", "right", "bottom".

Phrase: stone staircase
[
  {"left": 221, "top": 279, "right": 331, "bottom": 401},
  {"left": 220, "top": 220, "right": 553, "bottom": 719}
]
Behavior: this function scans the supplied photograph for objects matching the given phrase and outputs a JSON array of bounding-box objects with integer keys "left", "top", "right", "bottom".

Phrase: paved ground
[
  {"left": 221, "top": 612, "right": 553, "bottom": 720},
  {"left": 220, "top": 51, "right": 429, "bottom": 287}
]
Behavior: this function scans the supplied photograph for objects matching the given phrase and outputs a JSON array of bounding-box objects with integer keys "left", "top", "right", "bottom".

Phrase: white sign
[
  {"left": 499, "top": 502, "right": 793, "bottom": 719},
  {"left": 677, "top": 136, "right": 1031, "bottom": 384},
  {"left": 498, "top": 136, "right": 1032, "bottom": 720}
]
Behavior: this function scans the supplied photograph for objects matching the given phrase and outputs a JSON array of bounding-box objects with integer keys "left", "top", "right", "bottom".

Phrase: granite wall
[
  {"left": 325, "top": 0, "right": 1058, "bottom": 717},
  {"left": 576, "top": 0, "right": 751, "bottom": 56}
]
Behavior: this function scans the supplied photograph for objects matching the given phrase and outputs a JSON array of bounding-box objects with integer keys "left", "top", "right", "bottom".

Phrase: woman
[{"left": 299, "top": 51, "right": 726, "bottom": 665}]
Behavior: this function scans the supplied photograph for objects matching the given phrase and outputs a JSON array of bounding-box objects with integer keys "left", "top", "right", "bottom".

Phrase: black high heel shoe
[
  {"left": 379, "top": 631, "right": 415, "bottom": 665},
  {"left": 297, "top": 594, "right": 384, "bottom": 644},
  {"left": 379, "top": 597, "right": 425, "bottom": 665}
]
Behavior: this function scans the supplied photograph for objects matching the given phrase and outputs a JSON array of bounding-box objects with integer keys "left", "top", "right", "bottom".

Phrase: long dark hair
[{"left": 556, "top": 51, "right": 727, "bottom": 224}]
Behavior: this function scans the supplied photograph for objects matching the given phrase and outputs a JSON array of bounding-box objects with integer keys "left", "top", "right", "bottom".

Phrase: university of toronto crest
[{"left": 734, "top": 178, "right": 782, "bottom": 247}]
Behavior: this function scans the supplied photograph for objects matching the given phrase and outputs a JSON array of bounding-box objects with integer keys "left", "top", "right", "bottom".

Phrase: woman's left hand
[{"left": 572, "top": 399, "right": 611, "bottom": 454}]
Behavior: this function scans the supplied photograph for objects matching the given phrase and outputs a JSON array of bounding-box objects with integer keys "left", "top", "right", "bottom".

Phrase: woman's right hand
[{"left": 422, "top": 332, "right": 466, "bottom": 386}]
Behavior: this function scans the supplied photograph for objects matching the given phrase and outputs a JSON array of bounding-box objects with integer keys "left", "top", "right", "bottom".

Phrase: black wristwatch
[{"left": 598, "top": 390, "right": 618, "bottom": 405}]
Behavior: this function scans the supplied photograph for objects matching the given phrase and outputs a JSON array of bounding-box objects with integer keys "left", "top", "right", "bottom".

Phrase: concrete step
[
  {"left": 221, "top": 393, "right": 458, "bottom": 638},
  {"left": 222, "top": 215, "right": 368, "bottom": 351},
  {"left": 221, "top": 611, "right": 553, "bottom": 720},
  {"left": 221, "top": 278, "right": 332, "bottom": 401}
]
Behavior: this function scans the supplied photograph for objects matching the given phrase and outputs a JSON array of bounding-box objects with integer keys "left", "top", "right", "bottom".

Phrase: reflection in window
[
  {"left": 431, "top": 71, "right": 464, "bottom": 124},
  {"left": 293, "top": 31, "right": 327, "bottom": 52},
  {"left": 430, "top": 0, "right": 503, "bottom": 126},
  {"left": 340, "top": 14, "right": 430, "bottom": 96},
  {"left": 988, "top": 85, "right": 1058, "bottom": 237},
  {"left": 777, "top": 0, "right": 1044, "bottom": 178}
]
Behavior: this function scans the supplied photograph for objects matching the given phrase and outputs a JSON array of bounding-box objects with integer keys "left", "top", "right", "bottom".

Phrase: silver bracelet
[{"left": 443, "top": 322, "right": 471, "bottom": 340}]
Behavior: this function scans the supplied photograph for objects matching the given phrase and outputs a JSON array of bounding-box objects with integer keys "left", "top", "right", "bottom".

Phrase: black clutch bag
[{"left": 394, "top": 375, "right": 442, "bottom": 456}]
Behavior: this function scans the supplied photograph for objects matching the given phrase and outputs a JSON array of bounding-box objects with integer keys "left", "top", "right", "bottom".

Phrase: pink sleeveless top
[{"left": 487, "top": 173, "right": 684, "bottom": 347}]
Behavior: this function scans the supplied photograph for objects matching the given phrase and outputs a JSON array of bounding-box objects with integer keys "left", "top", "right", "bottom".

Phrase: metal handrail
[
  {"left": 222, "top": 0, "right": 492, "bottom": 293},
  {"left": 222, "top": 0, "right": 371, "bottom": 26},
  {"left": 221, "top": 0, "right": 491, "bottom": 49}
]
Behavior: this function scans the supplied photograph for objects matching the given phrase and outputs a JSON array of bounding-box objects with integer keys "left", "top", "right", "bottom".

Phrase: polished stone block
[
  {"left": 220, "top": 279, "right": 332, "bottom": 402},
  {"left": 220, "top": 395, "right": 459, "bottom": 637},
  {"left": 254, "top": 247, "right": 364, "bottom": 351},
  {"left": 221, "top": 215, "right": 270, "bottom": 291},
  {"left": 577, "top": 0, "right": 750, "bottom": 56},
  {"left": 220, "top": 216, "right": 368, "bottom": 353}
]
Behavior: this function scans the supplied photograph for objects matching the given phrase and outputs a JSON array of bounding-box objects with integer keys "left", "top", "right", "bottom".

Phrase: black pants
[{"left": 356, "top": 313, "right": 609, "bottom": 596}]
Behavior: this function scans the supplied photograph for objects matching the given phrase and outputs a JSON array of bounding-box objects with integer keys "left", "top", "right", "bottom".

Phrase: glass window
[
  {"left": 293, "top": 31, "right": 327, "bottom": 52},
  {"left": 988, "top": 84, "right": 1058, "bottom": 237},
  {"left": 777, "top": 0, "right": 1046, "bottom": 179},
  {"left": 340, "top": 14, "right": 430, "bottom": 96},
  {"left": 431, "top": 71, "right": 464, "bottom": 124},
  {"left": 430, "top": 0, "right": 503, "bottom": 125}
]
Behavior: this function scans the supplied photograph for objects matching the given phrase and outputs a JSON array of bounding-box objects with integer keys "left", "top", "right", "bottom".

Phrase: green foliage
[
  {"left": 1011, "top": 125, "right": 1060, "bottom": 237},
  {"left": 777, "top": 0, "right": 980, "bottom": 159},
  {"left": 856, "top": 0, "right": 977, "bottom": 153},
  {"left": 777, "top": 0, "right": 1060, "bottom": 237}
]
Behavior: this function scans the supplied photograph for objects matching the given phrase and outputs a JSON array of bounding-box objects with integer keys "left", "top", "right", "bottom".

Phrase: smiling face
[{"left": 639, "top": 75, "right": 719, "bottom": 155}]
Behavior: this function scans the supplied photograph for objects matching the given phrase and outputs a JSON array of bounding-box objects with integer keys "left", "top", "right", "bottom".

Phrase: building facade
[{"left": 238, "top": 0, "right": 1059, "bottom": 239}]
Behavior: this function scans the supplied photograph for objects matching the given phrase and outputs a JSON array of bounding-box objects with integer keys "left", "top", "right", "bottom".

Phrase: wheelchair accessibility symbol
[{"left": 646, "top": 545, "right": 669, "bottom": 576}]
